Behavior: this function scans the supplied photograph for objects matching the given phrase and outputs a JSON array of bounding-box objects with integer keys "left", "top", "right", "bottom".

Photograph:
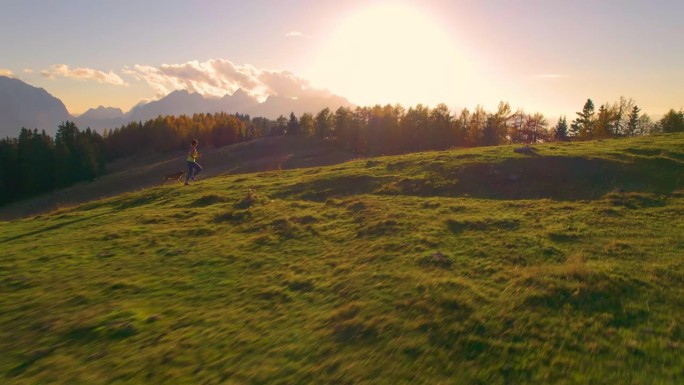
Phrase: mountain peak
[
  {"left": 79, "top": 106, "right": 124, "bottom": 120},
  {"left": 0, "top": 76, "right": 71, "bottom": 137}
]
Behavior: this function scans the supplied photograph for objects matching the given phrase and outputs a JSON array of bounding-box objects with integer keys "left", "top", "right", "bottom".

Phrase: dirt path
[{"left": 0, "top": 136, "right": 356, "bottom": 221}]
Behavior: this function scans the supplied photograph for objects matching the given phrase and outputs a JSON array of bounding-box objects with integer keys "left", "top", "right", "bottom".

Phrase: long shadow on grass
[
  {"left": 276, "top": 156, "right": 683, "bottom": 201},
  {"left": 523, "top": 273, "right": 649, "bottom": 328},
  {"left": 274, "top": 174, "right": 388, "bottom": 201},
  {"left": 0, "top": 211, "right": 110, "bottom": 244},
  {"left": 392, "top": 156, "right": 683, "bottom": 200}
]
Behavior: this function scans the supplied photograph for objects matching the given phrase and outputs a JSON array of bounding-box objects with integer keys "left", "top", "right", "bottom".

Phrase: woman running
[{"left": 185, "top": 139, "right": 203, "bottom": 185}]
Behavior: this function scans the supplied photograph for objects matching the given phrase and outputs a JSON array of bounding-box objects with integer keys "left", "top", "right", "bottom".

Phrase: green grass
[{"left": 1, "top": 134, "right": 683, "bottom": 384}]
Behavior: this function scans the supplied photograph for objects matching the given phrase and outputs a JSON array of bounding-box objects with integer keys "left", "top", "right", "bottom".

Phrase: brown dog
[{"left": 162, "top": 171, "right": 186, "bottom": 184}]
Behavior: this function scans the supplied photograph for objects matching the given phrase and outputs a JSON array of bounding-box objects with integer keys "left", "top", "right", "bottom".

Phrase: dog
[{"left": 162, "top": 170, "right": 186, "bottom": 184}]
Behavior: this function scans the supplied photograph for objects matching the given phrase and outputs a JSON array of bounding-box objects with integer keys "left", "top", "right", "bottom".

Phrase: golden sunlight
[{"left": 309, "top": 3, "right": 471, "bottom": 107}]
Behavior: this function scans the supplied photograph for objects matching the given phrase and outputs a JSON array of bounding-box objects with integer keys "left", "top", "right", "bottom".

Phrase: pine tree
[
  {"left": 54, "top": 121, "right": 81, "bottom": 186},
  {"left": 0, "top": 138, "right": 19, "bottom": 203},
  {"left": 626, "top": 105, "right": 641, "bottom": 137},
  {"left": 287, "top": 112, "right": 300, "bottom": 136},
  {"left": 553, "top": 116, "right": 569, "bottom": 141},
  {"left": 571, "top": 99, "right": 595, "bottom": 139},
  {"left": 17, "top": 128, "right": 55, "bottom": 195}
]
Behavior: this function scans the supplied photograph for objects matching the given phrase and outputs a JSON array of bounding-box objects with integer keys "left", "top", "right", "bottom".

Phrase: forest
[{"left": 1, "top": 98, "right": 683, "bottom": 206}]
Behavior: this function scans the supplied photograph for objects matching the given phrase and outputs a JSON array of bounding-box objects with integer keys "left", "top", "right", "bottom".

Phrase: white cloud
[
  {"left": 41, "top": 64, "right": 128, "bottom": 86},
  {"left": 124, "top": 58, "right": 329, "bottom": 101},
  {"left": 285, "top": 30, "right": 310, "bottom": 38},
  {"left": 259, "top": 69, "right": 314, "bottom": 98},
  {"left": 0, "top": 68, "right": 14, "bottom": 77},
  {"left": 23, "top": 68, "right": 34, "bottom": 74}
]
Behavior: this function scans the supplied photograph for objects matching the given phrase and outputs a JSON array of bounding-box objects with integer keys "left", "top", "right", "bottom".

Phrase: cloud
[
  {"left": 124, "top": 58, "right": 329, "bottom": 101},
  {"left": 285, "top": 30, "right": 310, "bottom": 38},
  {"left": 23, "top": 68, "right": 34, "bottom": 74},
  {"left": 258, "top": 69, "right": 319, "bottom": 98},
  {"left": 0, "top": 68, "right": 14, "bottom": 77},
  {"left": 41, "top": 64, "right": 128, "bottom": 86}
]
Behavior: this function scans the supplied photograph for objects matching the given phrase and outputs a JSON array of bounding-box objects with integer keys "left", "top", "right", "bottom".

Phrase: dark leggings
[{"left": 186, "top": 161, "right": 202, "bottom": 182}]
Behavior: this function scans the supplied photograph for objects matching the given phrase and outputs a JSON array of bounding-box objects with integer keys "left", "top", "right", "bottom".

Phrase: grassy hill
[
  {"left": 0, "top": 136, "right": 356, "bottom": 221},
  {"left": 1, "top": 134, "right": 683, "bottom": 384}
]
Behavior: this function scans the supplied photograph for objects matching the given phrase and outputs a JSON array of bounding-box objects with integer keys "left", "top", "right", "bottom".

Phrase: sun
[{"left": 308, "top": 3, "right": 471, "bottom": 107}]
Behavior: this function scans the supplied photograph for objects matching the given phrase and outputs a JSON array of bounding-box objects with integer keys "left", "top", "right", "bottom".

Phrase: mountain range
[
  {"left": 0, "top": 76, "right": 72, "bottom": 137},
  {"left": 0, "top": 76, "right": 352, "bottom": 137}
]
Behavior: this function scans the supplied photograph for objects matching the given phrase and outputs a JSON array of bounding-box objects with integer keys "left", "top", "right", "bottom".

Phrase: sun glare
[{"left": 309, "top": 4, "right": 471, "bottom": 108}]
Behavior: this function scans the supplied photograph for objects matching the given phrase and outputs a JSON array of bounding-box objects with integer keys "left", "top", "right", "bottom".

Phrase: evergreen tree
[
  {"left": 626, "top": 105, "right": 641, "bottom": 137},
  {"left": 553, "top": 116, "right": 569, "bottom": 141},
  {"left": 287, "top": 112, "right": 300, "bottom": 136},
  {"left": 272, "top": 115, "right": 288, "bottom": 136},
  {"left": 76, "top": 134, "right": 99, "bottom": 181},
  {"left": 17, "top": 128, "right": 55, "bottom": 195},
  {"left": 0, "top": 138, "right": 19, "bottom": 204},
  {"left": 54, "top": 121, "right": 81, "bottom": 186},
  {"left": 571, "top": 99, "right": 595, "bottom": 139}
]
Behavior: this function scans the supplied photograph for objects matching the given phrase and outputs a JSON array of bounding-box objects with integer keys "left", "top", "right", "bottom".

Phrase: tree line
[
  {"left": 102, "top": 112, "right": 270, "bottom": 159},
  {"left": 0, "top": 122, "right": 106, "bottom": 204},
  {"left": 279, "top": 99, "right": 683, "bottom": 156},
  {"left": 1, "top": 99, "right": 682, "bottom": 206},
  {"left": 0, "top": 112, "right": 275, "bottom": 205},
  {"left": 568, "top": 98, "right": 683, "bottom": 140}
]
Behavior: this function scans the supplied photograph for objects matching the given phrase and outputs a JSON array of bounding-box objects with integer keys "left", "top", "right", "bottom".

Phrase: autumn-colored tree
[
  {"left": 315, "top": 108, "right": 333, "bottom": 139},
  {"left": 428, "top": 103, "right": 452, "bottom": 150},
  {"left": 657, "top": 109, "right": 684, "bottom": 133},
  {"left": 594, "top": 104, "right": 613, "bottom": 139},
  {"left": 299, "top": 112, "right": 315, "bottom": 137},
  {"left": 482, "top": 102, "right": 511, "bottom": 146}
]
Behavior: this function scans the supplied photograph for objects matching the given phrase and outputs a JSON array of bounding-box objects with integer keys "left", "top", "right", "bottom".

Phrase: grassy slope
[
  {"left": 0, "top": 136, "right": 355, "bottom": 221},
  {"left": 1, "top": 134, "right": 683, "bottom": 384}
]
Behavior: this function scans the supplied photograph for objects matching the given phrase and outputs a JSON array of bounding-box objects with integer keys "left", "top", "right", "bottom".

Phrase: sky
[{"left": 1, "top": 0, "right": 682, "bottom": 118}]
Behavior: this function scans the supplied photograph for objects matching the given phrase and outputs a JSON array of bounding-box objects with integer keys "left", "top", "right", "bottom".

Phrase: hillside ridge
[
  {"left": 0, "top": 133, "right": 683, "bottom": 384},
  {"left": 2, "top": 134, "right": 683, "bottom": 221}
]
